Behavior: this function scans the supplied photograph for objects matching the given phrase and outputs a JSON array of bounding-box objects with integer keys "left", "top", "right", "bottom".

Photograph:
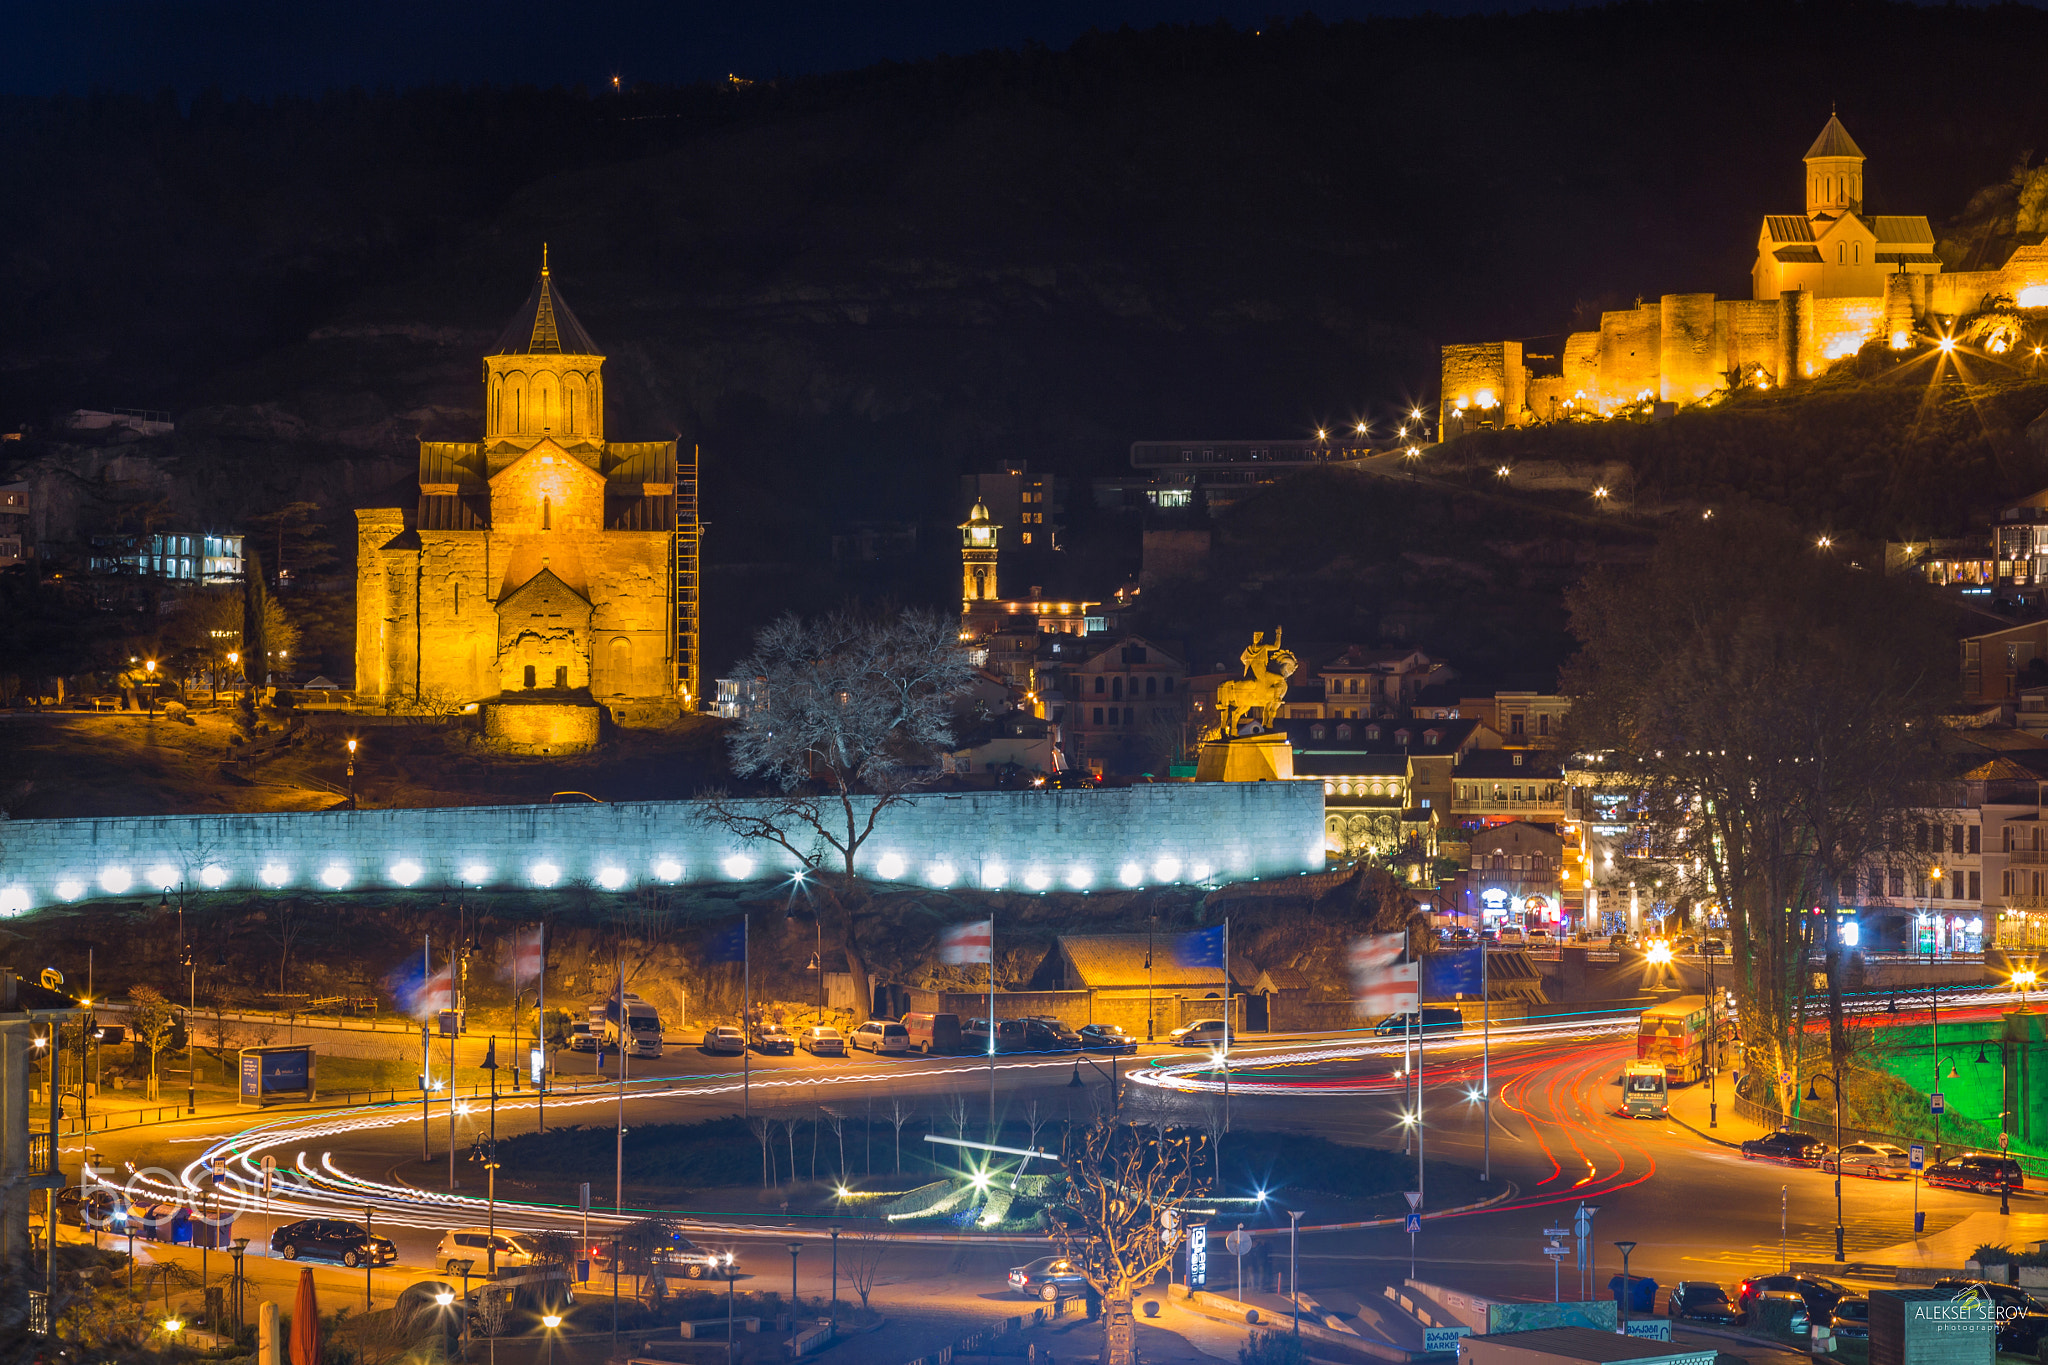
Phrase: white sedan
[{"left": 700, "top": 1025, "right": 746, "bottom": 1055}]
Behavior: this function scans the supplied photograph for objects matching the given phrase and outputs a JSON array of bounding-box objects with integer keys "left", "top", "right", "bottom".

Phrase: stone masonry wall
[{"left": 0, "top": 783, "right": 1326, "bottom": 914}]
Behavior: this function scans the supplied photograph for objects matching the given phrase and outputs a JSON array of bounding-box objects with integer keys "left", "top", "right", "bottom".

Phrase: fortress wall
[
  {"left": 2001, "top": 247, "right": 2048, "bottom": 306},
  {"left": 1929, "top": 270, "right": 2007, "bottom": 318},
  {"left": 1561, "top": 332, "right": 1600, "bottom": 406},
  {"left": 1719, "top": 300, "right": 1783, "bottom": 381},
  {"left": 1438, "top": 342, "right": 1519, "bottom": 437},
  {"left": 418, "top": 531, "right": 493, "bottom": 701},
  {"left": 1597, "top": 304, "right": 1661, "bottom": 410},
  {"left": 1810, "top": 297, "right": 1886, "bottom": 364},
  {"left": 0, "top": 784, "right": 1327, "bottom": 916},
  {"left": 1526, "top": 374, "right": 1568, "bottom": 421},
  {"left": 1658, "top": 293, "right": 1721, "bottom": 403}
]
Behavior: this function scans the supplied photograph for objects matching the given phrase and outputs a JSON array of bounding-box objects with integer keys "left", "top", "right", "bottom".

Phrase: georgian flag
[
  {"left": 939, "top": 920, "right": 994, "bottom": 965},
  {"left": 507, "top": 925, "right": 544, "bottom": 990},
  {"left": 1349, "top": 933, "right": 1419, "bottom": 1017},
  {"left": 414, "top": 961, "right": 456, "bottom": 1017}
]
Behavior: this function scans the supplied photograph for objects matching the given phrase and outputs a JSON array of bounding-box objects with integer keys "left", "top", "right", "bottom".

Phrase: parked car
[
  {"left": 1700, "top": 936, "right": 1728, "bottom": 957},
  {"left": 1735, "top": 1273, "right": 1847, "bottom": 1318},
  {"left": 901, "top": 1012, "right": 963, "bottom": 1055},
  {"left": 271, "top": 1218, "right": 398, "bottom": 1267},
  {"left": 1924, "top": 1154, "right": 2026, "bottom": 1195},
  {"left": 799, "top": 1026, "right": 845, "bottom": 1056},
  {"left": 1823, "top": 1142, "right": 1911, "bottom": 1179},
  {"left": 1930, "top": 1280, "right": 2048, "bottom": 1352},
  {"left": 850, "top": 1020, "right": 912, "bottom": 1054},
  {"left": 57, "top": 1188, "right": 126, "bottom": 1230},
  {"left": 1016, "top": 1017, "right": 1083, "bottom": 1052},
  {"left": 548, "top": 791, "right": 603, "bottom": 804},
  {"left": 749, "top": 1024, "right": 796, "bottom": 1055},
  {"left": 1666, "top": 1281, "right": 1743, "bottom": 1325},
  {"left": 1738, "top": 1131, "right": 1830, "bottom": 1167},
  {"left": 567, "top": 1021, "right": 596, "bottom": 1053},
  {"left": 1525, "top": 927, "right": 1556, "bottom": 946},
  {"left": 1170, "top": 1019, "right": 1228, "bottom": 1048},
  {"left": 1079, "top": 1023, "right": 1138, "bottom": 1054},
  {"left": 1008, "top": 1255, "right": 1088, "bottom": 1302},
  {"left": 593, "top": 1236, "right": 736, "bottom": 1281},
  {"left": 700, "top": 1025, "right": 746, "bottom": 1055},
  {"left": 434, "top": 1229, "right": 537, "bottom": 1274},
  {"left": 1829, "top": 1297, "right": 1870, "bottom": 1340},
  {"left": 1750, "top": 1290, "right": 1812, "bottom": 1336}
]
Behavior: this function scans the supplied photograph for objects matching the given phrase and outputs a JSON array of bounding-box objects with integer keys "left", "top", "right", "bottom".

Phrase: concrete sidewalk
[{"left": 1663, "top": 1074, "right": 1770, "bottom": 1148}]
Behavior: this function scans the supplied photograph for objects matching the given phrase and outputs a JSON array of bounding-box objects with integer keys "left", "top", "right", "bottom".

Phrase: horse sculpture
[{"left": 1206, "top": 629, "right": 1297, "bottom": 741}]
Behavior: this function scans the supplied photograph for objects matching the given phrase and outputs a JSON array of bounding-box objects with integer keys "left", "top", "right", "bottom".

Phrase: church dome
[
  {"left": 491, "top": 253, "right": 600, "bottom": 356},
  {"left": 1804, "top": 114, "right": 1865, "bottom": 162}
]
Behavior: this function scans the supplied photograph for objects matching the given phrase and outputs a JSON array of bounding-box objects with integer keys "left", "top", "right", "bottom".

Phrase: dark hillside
[{"left": 12, "top": 5, "right": 2048, "bottom": 670}]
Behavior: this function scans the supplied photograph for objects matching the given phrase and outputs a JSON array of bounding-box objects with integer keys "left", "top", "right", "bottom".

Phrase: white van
[
  {"left": 589, "top": 994, "right": 663, "bottom": 1058},
  {"left": 435, "top": 1228, "right": 537, "bottom": 1274}
]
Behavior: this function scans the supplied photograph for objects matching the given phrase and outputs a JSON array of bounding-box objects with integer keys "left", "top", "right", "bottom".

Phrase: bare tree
[
  {"left": 694, "top": 609, "right": 974, "bottom": 1020},
  {"left": 1025, "top": 1100, "right": 1051, "bottom": 1156},
  {"left": 945, "top": 1092, "right": 970, "bottom": 1169},
  {"left": 889, "top": 1098, "right": 913, "bottom": 1174},
  {"left": 127, "top": 985, "right": 177, "bottom": 1100},
  {"left": 268, "top": 902, "right": 306, "bottom": 995},
  {"left": 1052, "top": 1120, "right": 1211, "bottom": 1365},
  {"left": 819, "top": 1105, "right": 843, "bottom": 1178},
  {"left": 752, "top": 1116, "right": 775, "bottom": 1188},
  {"left": 842, "top": 1229, "right": 893, "bottom": 1311}
]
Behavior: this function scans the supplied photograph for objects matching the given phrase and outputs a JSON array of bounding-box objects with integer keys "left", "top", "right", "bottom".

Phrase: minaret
[
  {"left": 959, "top": 499, "right": 999, "bottom": 608},
  {"left": 1804, "top": 112, "right": 1866, "bottom": 218}
]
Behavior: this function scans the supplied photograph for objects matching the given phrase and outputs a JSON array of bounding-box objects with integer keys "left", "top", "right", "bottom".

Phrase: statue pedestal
[{"left": 1195, "top": 731, "right": 1294, "bottom": 783}]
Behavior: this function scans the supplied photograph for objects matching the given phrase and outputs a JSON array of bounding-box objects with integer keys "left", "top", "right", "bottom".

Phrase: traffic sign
[
  {"left": 1404, "top": 1191, "right": 1424, "bottom": 1210},
  {"left": 1779, "top": 1070, "right": 1792, "bottom": 1086},
  {"left": 1187, "top": 1224, "right": 1209, "bottom": 1289},
  {"left": 1573, "top": 1215, "right": 1590, "bottom": 1237},
  {"left": 1544, "top": 1227, "right": 1571, "bottom": 1238},
  {"left": 1931, "top": 1092, "right": 1946, "bottom": 1115},
  {"left": 1406, "top": 1212, "right": 1423, "bottom": 1234},
  {"left": 1909, "top": 1143, "right": 1925, "bottom": 1171},
  {"left": 1224, "top": 1228, "right": 1253, "bottom": 1257}
]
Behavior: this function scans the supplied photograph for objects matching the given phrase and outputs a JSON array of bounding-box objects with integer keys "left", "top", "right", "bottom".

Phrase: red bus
[{"left": 1637, "top": 994, "right": 1718, "bottom": 1084}]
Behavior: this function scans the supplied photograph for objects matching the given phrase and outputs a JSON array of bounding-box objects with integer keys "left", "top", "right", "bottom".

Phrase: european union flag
[
  {"left": 1173, "top": 925, "right": 1226, "bottom": 969},
  {"left": 1420, "top": 948, "right": 1483, "bottom": 1001},
  {"left": 706, "top": 921, "right": 747, "bottom": 964}
]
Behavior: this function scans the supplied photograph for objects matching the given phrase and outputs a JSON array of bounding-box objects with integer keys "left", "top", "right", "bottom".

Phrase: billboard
[{"left": 239, "top": 1046, "right": 316, "bottom": 1105}]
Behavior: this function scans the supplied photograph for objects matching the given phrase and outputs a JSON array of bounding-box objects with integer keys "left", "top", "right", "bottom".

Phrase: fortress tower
[{"left": 355, "top": 256, "right": 701, "bottom": 749}]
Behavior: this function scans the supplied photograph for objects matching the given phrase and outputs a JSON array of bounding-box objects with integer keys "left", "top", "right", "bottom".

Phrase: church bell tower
[{"left": 1804, "top": 113, "right": 1866, "bottom": 218}]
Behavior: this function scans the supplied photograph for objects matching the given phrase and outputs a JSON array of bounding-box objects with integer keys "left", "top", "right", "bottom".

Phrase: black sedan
[
  {"left": 1738, "top": 1131, "right": 1830, "bottom": 1167},
  {"left": 1667, "top": 1281, "right": 1742, "bottom": 1325},
  {"left": 1736, "top": 1273, "right": 1847, "bottom": 1318},
  {"left": 271, "top": 1218, "right": 398, "bottom": 1267},
  {"left": 1078, "top": 1024, "right": 1138, "bottom": 1054}
]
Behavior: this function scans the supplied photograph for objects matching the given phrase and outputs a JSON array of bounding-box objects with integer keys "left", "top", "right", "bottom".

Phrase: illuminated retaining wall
[{"left": 0, "top": 782, "right": 1326, "bottom": 913}]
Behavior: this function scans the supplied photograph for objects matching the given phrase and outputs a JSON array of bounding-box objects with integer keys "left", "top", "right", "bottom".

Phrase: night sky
[{"left": 0, "top": 0, "right": 1823, "bottom": 97}]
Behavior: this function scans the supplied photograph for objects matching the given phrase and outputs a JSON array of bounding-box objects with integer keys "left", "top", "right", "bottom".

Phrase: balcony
[{"left": 2002, "top": 848, "right": 2048, "bottom": 865}]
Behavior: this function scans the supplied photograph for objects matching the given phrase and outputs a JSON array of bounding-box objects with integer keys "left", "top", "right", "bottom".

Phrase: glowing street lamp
[{"left": 346, "top": 739, "right": 359, "bottom": 809}]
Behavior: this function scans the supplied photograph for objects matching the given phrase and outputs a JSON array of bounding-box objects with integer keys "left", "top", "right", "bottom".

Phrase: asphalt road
[{"left": 56, "top": 987, "right": 2037, "bottom": 1361}]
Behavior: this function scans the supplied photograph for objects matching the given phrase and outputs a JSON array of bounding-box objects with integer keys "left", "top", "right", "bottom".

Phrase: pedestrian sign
[
  {"left": 1406, "top": 1212, "right": 1422, "bottom": 1234},
  {"left": 1909, "top": 1143, "right": 1925, "bottom": 1171},
  {"left": 1931, "top": 1092, "right": 1946, "bottom": 1115}
]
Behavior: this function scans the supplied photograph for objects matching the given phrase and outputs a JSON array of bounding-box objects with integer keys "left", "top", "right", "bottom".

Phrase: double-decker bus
[{"left": 1636, "top": 993, "right": 1718, "bottom": 1084}]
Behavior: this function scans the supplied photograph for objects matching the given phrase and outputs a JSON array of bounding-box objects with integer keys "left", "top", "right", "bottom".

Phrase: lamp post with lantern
[{"left": 346, "top": 739, "right": 358, "bottom": 809}]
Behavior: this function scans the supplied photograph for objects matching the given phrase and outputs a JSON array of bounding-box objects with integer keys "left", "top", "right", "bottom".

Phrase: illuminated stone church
[{"left": 355, "top": 257, "right": 700, "bottom": 749}]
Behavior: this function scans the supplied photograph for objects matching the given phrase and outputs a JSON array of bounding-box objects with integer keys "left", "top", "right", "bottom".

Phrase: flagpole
[
  {"left": 615, "top": 945, "right": 626, "bottom": 1213},
  {"left": 1222, "top": 917, "right": 1231, "bottom": 1134},
  {"left": 1416, "top": 990, "right": 1425, "bottom": 1210},
  {"left": 421, "top": 934, "right": 431, "bottom": 1161},
  {"left": 448, "top": 938, "right": 459, "bottom": 1193},
  {"left": 1480, "top": 939, "right": 1490, "bottom": 1182},
  {"left": 510, "top": 933, "right": 521, "bottom": 1093},
  {"left": 988, "top": 913, "right": 996, "bottom": 1129},
  {"left": 538, "top": 925, "right": 547, "bottom": 1135},
  {"left": 743, "top": 914, "right": 752, "bottom": 1121}
]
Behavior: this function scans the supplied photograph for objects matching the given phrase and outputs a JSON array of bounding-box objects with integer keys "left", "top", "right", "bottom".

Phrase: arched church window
[
  {"left": 524, "top": 665, "right": 537, "bottom": 689},
  {"left": 543, "top": 496, "right": 551, "bottom": 531},
  {"left": 1837, "top": 243, "right": 1846, "bottom": 265},
  {"left": 1825, "top": 176, "right": 1833, "bottom": 202},
  {"left": 1854, "top": 243, "right": 1861, "bottom": 265},
  {"left": 453, "top": 583, "right": 461, "bottom": 615},
  {"left": 609, "top": 636, "right": 631, "bottom": 695}
]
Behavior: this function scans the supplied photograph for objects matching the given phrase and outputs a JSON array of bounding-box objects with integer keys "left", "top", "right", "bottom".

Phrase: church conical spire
[
  {"left": 1804, "top": 113, "right": 1865, "bottom": 161},
  {"left": 490, "top": 252, "right": 600, "bottom": 356}
]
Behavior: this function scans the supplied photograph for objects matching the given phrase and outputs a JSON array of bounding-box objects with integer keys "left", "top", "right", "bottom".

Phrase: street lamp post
[
  {"left": 144, "top": 658, "right": 157, "bottom": 714},
  {"left": 788, "top": 1242, "right": 803, "bottom": 1327},
  {"left": 1288, "top": 1209, "right": 1303, "bottom": 1338},
  {"left": 1613, "top": 1241, "right": 1636, "bottom": 1335},
  {"left": 346, "top": 739, "right": 358, "bottom": 809},
  {"left": 229, "top": 1237, "right": 249, "bottom": 1340},
  {"left": 1806, "top": 1071, "right": 1847, "bottom": 1261},
  {"left": 829, "top": 1225, "right": 840, "bottom": 1337}
]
